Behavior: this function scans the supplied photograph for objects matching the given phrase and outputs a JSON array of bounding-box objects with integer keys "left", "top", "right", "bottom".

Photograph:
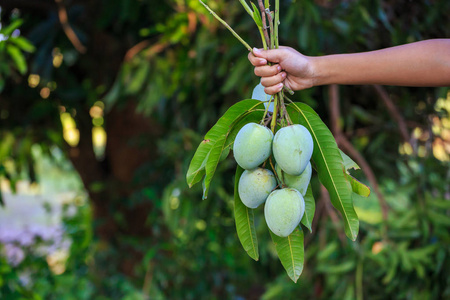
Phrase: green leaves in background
[
  {"left": 9, "top": 36, "right": 36, "bottom": 53},
  {"left": 0, "top": 19, "right": 35, "bottom": 83},
  {"left": 234, "top": 166, "right": 259, "bottom": 261},
  {"left": 6, "top": 44, "right": 27, "bottom": 75},
  {"left": 287, "top": 102, "right": 359, "bottom": 241},
  {"left": 186, "top": 99, "right": 265, "bottom": 199},
  {"left": 270, "top": 227, "right": 304, "bottom": 283}
]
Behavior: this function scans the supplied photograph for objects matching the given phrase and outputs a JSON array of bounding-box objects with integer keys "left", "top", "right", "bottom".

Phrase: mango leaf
[
  {"left": 317, "top": 260, "right": 355, "bottom": 274},
  {"left": 340, "top": 149, "right": 360, "bottom": 171},
  {"left": 125, "top": 61, "right": 150, "bottom": 94},
  {"left": 287, "top": 102, "right": 359, "bottom": 241},
  {"left": 187, "top": 142, "right": 210, "bottom": 188},
  {"left": 234, "top": 166, "right": 259, "bottom": 261},
  {"left": 270, "top": 227, "right": 304, "bottom": 282},
  {"left": 10, "top": 36, "right": 35, "bottom": 53},
  {"left": 6, "top": 44, "right": 27, "bottom": 75},
  {"left": 238, "top": 0, "right": 253, "bottom": 17},
  {"left": 0, "top": 19, "right": 23, "bottom": 36},
  {"left": 339, "top": 149, "right": 370, "bottom": 197},
  {"left": 346, "top": 174, "right": 370, "bottom": 197},
  {"left": 203, "top": 135, "right": 227, "bottom": 199},
  {"left": 301, "top": 184, "right": 315, "bottom": 232},
  {"left": 250, "top": 3, "right": 263, "bottom": 27},
  {"left": 186, "top": 100, "right": 264, "bottom": 190}
]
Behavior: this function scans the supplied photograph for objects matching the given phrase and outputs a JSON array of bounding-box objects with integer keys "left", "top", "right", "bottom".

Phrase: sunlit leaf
[
  {"left": 250, "top": 2, "right": 263, "bottom": 27},
  {"left": 287, "top": 102, "right": 359, "bottom": 241},
  {"left": 339, "top": 149, "right": 370, "bottom": 197},
  {"left": 270, "top": 227, "right": 304, "bottom": 282},
  {"left": 10, "top": 36, "right": 36, "bottom": 53},
  {"left": 234, "top": 166, "right": 259, "bottom": 261},
  {"left": 0, "top": 19, "right": 23, "bottom": 36},
  {"left": 301, "top": 184, "right": 315, "bottom": 232},
  {"left": 346, "top": 174, "right": 370, "bottom": 197},
  {"left": 6, "top": 44, "right": 27, "bottom": 75}
]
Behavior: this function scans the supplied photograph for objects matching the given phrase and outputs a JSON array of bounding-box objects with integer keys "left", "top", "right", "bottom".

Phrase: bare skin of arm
[{"left": 248, "top": 39, "right": 450, "bottom": 95}]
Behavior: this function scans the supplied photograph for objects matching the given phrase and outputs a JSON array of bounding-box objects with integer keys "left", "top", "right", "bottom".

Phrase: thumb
[{"left": 252, "top": 48, "right": 283, "bottom": 63}]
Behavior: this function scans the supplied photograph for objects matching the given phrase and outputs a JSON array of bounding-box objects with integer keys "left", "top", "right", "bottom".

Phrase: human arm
[{"left": 248, "top": 39, "right": 450, "bottom": 95}]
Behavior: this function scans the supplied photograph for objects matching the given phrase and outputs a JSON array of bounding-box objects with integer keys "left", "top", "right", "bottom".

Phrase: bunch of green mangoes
[{"left": 234, "top": 122, "right": 314, "bottom": 237}]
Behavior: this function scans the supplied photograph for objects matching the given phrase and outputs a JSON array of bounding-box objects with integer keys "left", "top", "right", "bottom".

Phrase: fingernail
[
  {"left": 260, "top": 59, "right": 267, "bottom": 64},
  {"left": 277, "top": 65, "right": 281, "bottom": 72},
  {"left": 253, "top": 47, "right": 261, "bottom": 54},
  {"left": 281, "top": 72, "right": 286, "bottom": 78},
  {"left": 278, "top": 83, "right": 284, "bottom": 89}
]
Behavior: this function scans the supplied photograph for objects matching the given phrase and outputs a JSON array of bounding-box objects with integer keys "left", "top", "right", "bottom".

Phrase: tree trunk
[{"left": 68, "top": 100, "right": 164, "bottom": 277}]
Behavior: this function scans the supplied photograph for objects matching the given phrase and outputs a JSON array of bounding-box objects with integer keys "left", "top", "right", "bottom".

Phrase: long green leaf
[
  {"left": 287, "top": 102, "right": 359, "bottom": 241},
  {"left": 301, "top": 185, "right": 315, "bottom": 232},
  {"left": 234, "top": 166, "right": 259, "bottom": 261},
  {"left": 203, "top": 135, "right": 227, "bottom": 199},
  {"left": 186, "top": 100, "right": 264, "bottom": 188},
  {"left": 270, "top": 227, "right": 304, "bottom": 282}
]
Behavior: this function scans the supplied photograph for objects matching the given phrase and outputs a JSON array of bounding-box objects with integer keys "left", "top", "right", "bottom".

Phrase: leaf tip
[{"left": 289, "top": 275, "right": 299, "bottom": 283}]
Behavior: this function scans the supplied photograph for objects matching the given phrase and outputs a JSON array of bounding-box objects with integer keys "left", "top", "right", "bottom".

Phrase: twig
[
  {"left": 142, "top": 260, "right": 154, "bottom": 299},
  {"left": 338, "top": 136, "right": 389, "bottom": 224},
  {"left": 199, "top": 0, "right": 252, "bottom": 51},
  {"left": 264, "top": 114, "right": 272, "bottom": 126},
  {"left": 257, "top": 0, "right": 270, "bottom": 48},
  {"left": 373, "top": 85, "right": 410, "bottom": 143},
  {"left": 321, "top": 184, "right": 346, "bottom": 246},
  {"left": 270, "top": 93, "right": 278, "bottom": 132},
  {"left": 265, "top": 8, "right": 274, "bottom": 49},
  {"left": 125, "top": 40, "right": 151, "bottom": 61},
  {"left": 328, "top": 85, "right": 389, "bottom": 228},
  {"left": 144, "top": 41, "right": 170, "bottom": 59},
  {"left": 274, "top": 0, "right": 279, "bottom": 49},
  {"left": 55, "top": 0, "right": 86, "bottom": 53}
]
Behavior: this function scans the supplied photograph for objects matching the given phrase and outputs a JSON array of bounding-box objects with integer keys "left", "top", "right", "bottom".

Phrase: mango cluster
[{"left": 234, "top": 123, "right": 314, "bottom": 237}]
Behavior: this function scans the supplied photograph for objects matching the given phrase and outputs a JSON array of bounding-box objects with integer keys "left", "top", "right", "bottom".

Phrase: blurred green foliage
[{"left": 0, "top": 0, "right": 449, "bottom": 299}]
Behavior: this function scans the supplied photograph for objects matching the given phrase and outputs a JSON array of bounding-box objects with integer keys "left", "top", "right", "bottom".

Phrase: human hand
[{"left": 248, "top": 46, "right": 316, "bottom": 95}]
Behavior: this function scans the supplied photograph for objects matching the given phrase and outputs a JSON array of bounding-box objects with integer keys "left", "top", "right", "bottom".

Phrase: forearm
[{"left": 311, "top": 39, "right": 450, "bottom": 87}]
